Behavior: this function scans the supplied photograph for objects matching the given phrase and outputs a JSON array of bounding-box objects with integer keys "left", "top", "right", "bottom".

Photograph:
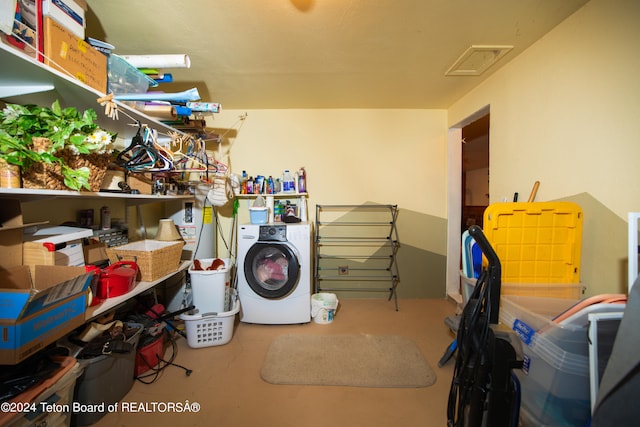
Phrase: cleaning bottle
[
  {"left": 298, "top": 167, "right": 307, "bottom": 193},
  {"left": 282, "top": 170, "right": 295, "bottom": 193},
  {"left": 241, "top": 170, "right": 248, "bottom": 194},
  {"left": 267, "top": 176, "right": 275, "bottom": 194},
  {"left": 100, "top": 206, "right": 111, "bottom": 230},
  {"left": 247, "top": 176, "right": 254, "bottom": 194}
]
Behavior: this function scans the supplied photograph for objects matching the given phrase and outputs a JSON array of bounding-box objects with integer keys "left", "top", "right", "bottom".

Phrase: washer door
[{"left": 243, "top": 242, "right": 300, "bottom": 299}]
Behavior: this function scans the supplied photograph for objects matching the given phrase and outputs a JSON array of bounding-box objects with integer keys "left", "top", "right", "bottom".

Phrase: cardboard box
[
  {"left": 0, "top": 199, "right": 47, "bottom": 269},
  {"left": 0, "top": 265, "right": 93, "bottom": 364},
  {"left": 42, "top": 17, "right": 107, "bottom": 92},
  {"left": 127, "top": 172, "right": 153, "bottom": 195},
  {"left": 23, "top": 225, "right": 93, "bottom": 272},
  {"left": 0, "top": 18, "right": 38, "bottom": 59},
  {"left": 14, "top": 0, "right": 87, "bottom": 38},
  {"left": 83, "top": 241, "right": 109, "bottom": 265},
  {"left": 42, "top": 0, "right": 87, "bottom": 40},
  {"left": 0, "top": 199, "right": 92, "bottom": 364}
]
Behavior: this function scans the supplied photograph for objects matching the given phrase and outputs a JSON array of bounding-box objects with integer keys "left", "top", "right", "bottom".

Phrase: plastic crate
[
  {"left": 483, "top": 202, "right": 583, "bottom": 283},
  {"left": 180, "top": 289, "right": 240, "bottom": 348},
  {"left": 1, "top": 356, "right": 81, "bottom": 427},
  {"left": 460, "top": 271, "right": 585, "bottom": 304},
  {"left": 500, "top": 295, "right": 621, "bottom": 426}
]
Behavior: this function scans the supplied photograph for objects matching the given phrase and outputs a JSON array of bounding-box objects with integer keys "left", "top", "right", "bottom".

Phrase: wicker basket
[
  {"left": 21, "top": 138, "right": 112, "bottom": 192},
  {"left": 106, "top": 240, "right": 184, "bottom": 282}
]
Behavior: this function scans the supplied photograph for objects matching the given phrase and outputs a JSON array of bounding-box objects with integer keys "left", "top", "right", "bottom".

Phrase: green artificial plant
[{"left": 0, "top": 100, "right": 115, "bottom": 190}]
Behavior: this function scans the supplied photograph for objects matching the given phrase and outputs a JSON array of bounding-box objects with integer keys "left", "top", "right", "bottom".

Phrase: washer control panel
[{"left": 258, "top": 225, "right": 287, "bottom": 242}]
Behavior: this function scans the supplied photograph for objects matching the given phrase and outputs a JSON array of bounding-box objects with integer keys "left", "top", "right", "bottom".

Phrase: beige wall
[
  {"left": 207, "top": 109, "right": 449, "bottom": 298},
  {"left": 449, "top": 0, "right": 640, "bottom": 295},
  {"left": 207, "top": 0, "right": 640, "bottom": 299},
  {"left": 24, "top": 0, "right": 637, "bottom": 300}
]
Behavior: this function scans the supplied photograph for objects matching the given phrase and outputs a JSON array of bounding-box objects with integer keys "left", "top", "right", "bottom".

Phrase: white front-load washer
[{"left": 237, "top": 222, "right": 311, "bottom": 324}]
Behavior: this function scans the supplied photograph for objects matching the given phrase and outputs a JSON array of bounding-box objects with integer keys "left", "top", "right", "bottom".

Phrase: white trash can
[
  {"left": 311, "top": 293, "right": 339, "bottom": 324},
  {"left": 189, "top": 258, "right": 231, "bottom": 314}
]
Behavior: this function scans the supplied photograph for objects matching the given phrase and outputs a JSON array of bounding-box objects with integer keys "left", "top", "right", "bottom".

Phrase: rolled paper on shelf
[
  {"left": 173, "top": 105, "right": 192, "bottom": 116},
  {"left": 186, "top": 101, "right": 221, "bottom": 113},
  {"left": 120, "top": 54, "right": 191, "bottom": 69},
  {"left": 153, "top": 73, "right": 173, "bottom": 83},
  {"left": 141, "top": 104, "right": 177, "bottom": 120},
  {"left": 114, "top": 87, "right": 201, "bottom": 102}
]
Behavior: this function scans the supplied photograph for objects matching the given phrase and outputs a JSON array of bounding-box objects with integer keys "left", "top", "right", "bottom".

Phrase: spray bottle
[{"left": 298, "top": 167, "right": 307, "bottom": 193}]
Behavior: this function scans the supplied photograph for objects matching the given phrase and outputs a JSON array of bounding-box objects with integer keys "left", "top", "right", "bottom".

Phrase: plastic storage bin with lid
[
  {"left": 500, "top": 295, "right": 623, "bottom": 426},
  {"left": 249, "top": 196, "right": 268, "bottom": 224},
  {"left": 483, "top": 201, "right": 584, "bottom": 285}
]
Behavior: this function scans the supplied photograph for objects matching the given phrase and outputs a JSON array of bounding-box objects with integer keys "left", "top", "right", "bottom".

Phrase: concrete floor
[{"left": 91, "top": 297, "right": 457, "bottom": 427}]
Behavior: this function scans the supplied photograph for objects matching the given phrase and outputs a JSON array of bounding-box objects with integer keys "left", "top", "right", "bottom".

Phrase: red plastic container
[{"left": 96, "top": 260, "right": 139, "bottom": 300}]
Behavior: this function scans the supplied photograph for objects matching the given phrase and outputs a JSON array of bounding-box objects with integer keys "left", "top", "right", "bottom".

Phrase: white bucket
[
  {"left": 311, "top": 293, "right": 339, "bottom": 324},
  {"left": 189, "top": 258, "right": 230, "bottom": 314}
]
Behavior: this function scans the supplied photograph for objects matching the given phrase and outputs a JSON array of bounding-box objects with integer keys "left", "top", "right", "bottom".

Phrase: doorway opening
[
  {"left": 445, "top": 106, "right": 490, "bottom": 302},
  {"left": 461, "top": 114, "right": 490, "bottom": 231}
]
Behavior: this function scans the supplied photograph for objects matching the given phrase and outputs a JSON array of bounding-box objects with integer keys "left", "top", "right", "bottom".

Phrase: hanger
[
  {"left": 116, "top": 122, "right": 152, "bottom": 169},
  {"left": 116, "top": 123, "right": 174, "bottom": 172}
]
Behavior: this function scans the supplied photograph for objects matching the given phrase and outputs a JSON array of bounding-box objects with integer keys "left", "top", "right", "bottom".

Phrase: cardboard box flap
[
  {"left": 0, "top": 291, "right": 31, "bottom": 320},
  {"left": 30, "top": 265, "right": 88, "bottom": 289},
  {"left": 0, "top": 199, "right": 48, "bottom": 231},
  {"left": 0, "top": 266, "right": 47, "bottom": 320},
  {"left": 0, "top": 265, "right": 91, "bottom": 321},
  {"left": 22, "top": 270, "right": 92, "bottom": 319},
  {"left": 0, "top": 266, "right": 33, "bottom": 291}
]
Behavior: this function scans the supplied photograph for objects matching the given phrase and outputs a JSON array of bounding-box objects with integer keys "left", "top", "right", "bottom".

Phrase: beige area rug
[{"left": 260, "top": 334, "right": 436, "bottom": 388}]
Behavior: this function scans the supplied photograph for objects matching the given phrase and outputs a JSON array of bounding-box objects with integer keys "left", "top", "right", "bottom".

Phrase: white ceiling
[{"left": 85, "top": 0, "right": 589, "bottom": 110}]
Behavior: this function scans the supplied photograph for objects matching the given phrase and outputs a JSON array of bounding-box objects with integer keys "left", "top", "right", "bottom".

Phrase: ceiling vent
[{"left": 445, "top": 45, "right": 513, "bottom": 76}]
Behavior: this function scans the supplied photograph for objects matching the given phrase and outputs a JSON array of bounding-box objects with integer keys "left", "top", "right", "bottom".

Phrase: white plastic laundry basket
[
  {"left": 189, "top": 258, "right": 230, "bottom": 314},
  {"left": 180, "top": 288, "right": 240, "bottom": 348}
]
